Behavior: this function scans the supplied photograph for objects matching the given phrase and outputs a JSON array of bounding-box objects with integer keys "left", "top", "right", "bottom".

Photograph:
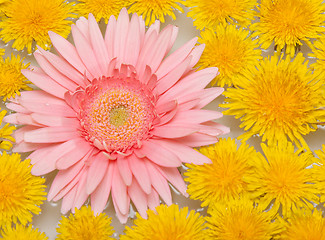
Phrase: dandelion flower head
[
  {"left": 5, "top": 9, "right": 229, "bottom": 223},
  {"left": 281, "top": 208, "right": 325, "bottom": 239},
  {"left": 221, "top": 53, "right": 324, "bottom": 149},
  {"left": 0, "top": 152, "right": 46, "bottom": 227},
  {"left": 128, "top": 0, "right": 184, "bottom": 26},
  {"left": 0, "top": 109, "right": 15, "bottom": 150},
  {"left": 0, "top": 0, "right": 77, "bottom": 53},
  {"left": 185, "top": 138, "right": 260, "bottom": 207},
  {"left": 312, "top": 145, "right": 325, "bottom": 203},
  {"left": 184, "top": 0, "right": 256, "bottom": 30},
  {"left": 120, "top": 204, "right": 206, "bottom": 240},
  {"left": 251, "top": 0, "right": 325, "bottom": 57},
  {"left": 56, "top": 206, "right": 114, "bottom": 240},
  {"left": 205, "top": 196, "right": 283, "bottom": 240},
  {"left": 245, "top": 142, "right": 318, "bottom": 218},
  {"left": 197, "top": 24, "right": 261, "bottom": 87},
  {"left": 1, "top": 224, "right": 48, "bottom": 240},
  {"left": 75, "top": 0, "right": 131, "bottom": 23},
  {"left": 0, "top": 54, "right": 32, "bottom": 101}
]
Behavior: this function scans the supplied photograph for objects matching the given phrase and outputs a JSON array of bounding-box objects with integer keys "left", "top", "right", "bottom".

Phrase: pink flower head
[{"left": 5, "top": 9, "right": 229, "bottom": 223}]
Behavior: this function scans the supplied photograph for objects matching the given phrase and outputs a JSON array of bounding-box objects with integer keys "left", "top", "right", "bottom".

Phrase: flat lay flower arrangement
[{"left": 0, "top": 0, "right": 324, "bottom": 239}]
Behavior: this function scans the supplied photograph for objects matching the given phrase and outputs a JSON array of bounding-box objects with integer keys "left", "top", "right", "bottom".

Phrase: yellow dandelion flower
[
  {"left": 1, "top": 224, "right": 48, "bottom": 240},
  {"left": 313, "top": 145, "right": 325, "bottom": 203},
  {"left": 0, "top": 109, "right": 15, "bottom": 150},
  {"left": 205, "top": 197, "right": 283, "bottom": 240},
  {"left": 184, "top": 0, "right": 256, "bottom": 30},
  {"left": 0, "top": 54, "right": 32, "bottom": 101},
  {"left": 246, "top": 142, "right": 318, "bottom": 218},
  {"left": 128, "top": 0, "right": 184, "bottom": 26},
  {"left": 197, "top": 24, "right": 262, "bottom": 87},
  {"left": 0, "top": 48, "right": 4, "bottom": 56},
  {"left": 221, "top": 53, "right": 325, "bottom": 149},
  {"left": 251, "top": 0, "right": 325, "bottom": 57},
  {"left": 0, "top": 152, "right": 47, "bottom": 227},
  {"left": 281, "top": 208, "right": 325, "bottom": 239},
  {"left": 0, "top": 0, "right": 77, "bottom": 53},
  {"left": 185, "top": 138, "right": 260, "bottom": 207},
  {"left": 121, "top": 204, "right": 206, "bottom": 240},
  {"left": 56, "top": 206, "right": 115, "bottom": 240},
  {"left": 75, "top": 0, "right": 131, "bottom": 23}
]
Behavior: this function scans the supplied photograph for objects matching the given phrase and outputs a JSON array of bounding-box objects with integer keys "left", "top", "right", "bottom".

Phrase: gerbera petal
[
  {"left": 155, "top": 37, "right": 198, "bottom": 79},
  {"left": 170, "top": 109, "right": 223, "bottom": 124},
  {"left": 111, "top": 163, "right": 129, "bottom": 215},
  {"left": 34, "top": 52, "right": 78, "bottom": 92},
  {"left": 36, "top": 47, "right": 85, "bottom": 86},
  {"left": 88, "top": 13, "right": 110, "bottom": 74},
  {"left": 117, "top": 156, "right": 132, "bottom": 186},
  {"left": 155, "top": 56, "right": 192, "bottom": 95},
  {"left": 124, "top": 13, "right": 140, "bottom": 66},
  {"left": 128, "top": 154, "right": 151, "bottom": 194},
  {"left": 175, "top": 133, "right": 219, "bottom": 147},
  {"left": 194, "top": 87, "right": 224, "bottom": 109},
  {"left": 114, "top": 8, "right": 129, "bottom": 64},
  {"left": 6, "top": 103, "right": 31, "bottom": 114},
  {"left": 112, "top": 194, "right": 129, "bottom": 224},
  {"left": 104, "top": 15, "right": 117, "bottom": 60},
  {"left": 144, "top": 20, "right": 160, "bottom": 45},
  {"left": 71, "top": 24, "right": 102, "bottom": 78},
  {"left": 147, "top": 188, "right": 160, "bottom": 211},
  {"left": 73, "top": 169, "right": 89, "bottom": 210},
  {"left": 24, "top": 127, "right": 79, "bottom": 143},
  {"left": 61, "top": 187, "right": 78, "bottom": 214},
  {"left": 188, "top": 44, "right": 205, "bottom": 70},
  {"left": 27, "top": 143, "right": 59, "bottom": 164},
  {"left": 86, "top": 152, "right": 109, "bottom": 194},
  {"left": 159, "top": 167, "right": 188, "bottom": 197},
  {"left": 75, "top": 17, "right": 90, "bottom": 41},
  {"left": 48, "top": 159, "right": 85, "bottom": 201},
  {"left": 152, "top": 124, "right": 197, "bottom": 138},
  {"left": 49, "top": 31, "right": 91, "bottom": 82},
  {"left": 151, "top": 138, "right": 211, "bottom": 164},
  {"left": 145, "top": 161, "right": 172, "bottom": 205},
  {"left": 31, "top": 113, "right": 79, "bottom": 127},
  {"left": 13, "top": 126, "right": 38, "bottom": 143},
  {"left": 12, "top": 142, "right": 52, "bottom": 153},
  {"left": 4, "top": 113, "right": 42, "bottom": 127},
  {"left": 128, "top": 179, "right": 148, "bottom": 218},
  {"left": 21, "top": 69, "right": 67, "bottom": 99},
  {"left": 138, "top": 139, "right": 181, "bottom": 167}
]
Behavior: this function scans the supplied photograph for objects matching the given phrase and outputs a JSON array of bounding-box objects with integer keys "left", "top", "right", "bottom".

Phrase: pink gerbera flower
[{"left": 5, "top": 9, "right": 229, "bottom": 223}]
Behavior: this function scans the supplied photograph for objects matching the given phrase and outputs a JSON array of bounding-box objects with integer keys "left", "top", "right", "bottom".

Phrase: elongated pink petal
[
  {"left": 19, "top": 90, "right": 64, "bottom": 104},
  {"left": 159, "top": 167, "right": 188, "bottom": 196},
  {"left": 21, "top": 69, "right": 67, "bottom": 99},
  {"left": 76, "top": 17, "right": 90, "bottom": 41},
  {"left": 150, "top": 138, "right": 211, "bottom": 164},
  {"left": 128, "top": 179, "right": 148, "bottom": 218},
  {"left": 24, "top": 127, "right": 79, "bottom": 143},
  {"left": 34, "top": 52, "right": 78, "bottom": 92},
  {"left": 6, "top": 103, "right": 31, "bottom": 114},
  {"left": 27, "top": 143, "right": 59, "bottom": 164},
  {"left": 188, "top": 44, "right": 205, "bottom": 70},
  {"left": 105, "top": 15, "right": 117, "bottom": 60},
  {"left": 31, "top": 113, "right": 79, "bottom": 127},
  {"left": 147, "top": 188, "right": 160, "bottom": 211},
  {"left": 91, "top": 163, "right": 114, "bottom": 214},
  {"left": 169, "top": 110, "right": 223, "bottom": 124},
  {"left": 155, "top": 56, "right": 192, "bottom": 95},
  {"left": 86, "top": 152, "right": 109, "bottom": 194},
  {"left": 71, "top": 24, "right": 102, "bottom": 78},
  {"left": 37, "top": 47, "right": 85, "bottom": 86},
  {"left": 114, "top": 8, "right": 129, "bottom": 64},
  {"left": 111, "top": 163, "right": 129, "bottom": 215},
  {"left": 48, "top": 159, "right": 86, "bottom": 201},
  {"left": 88, "top": 13, "right": 110, "bottom": 74},
  {"left": 73, "top": 169, "right": 89, "bottom": 210},
  {"left": 31, "top": 138, "right": 87, "bottom": 175},
  {"left": 145, "top": 161, "right": 172, "bottom": 205},
  {"left": 175, "top": 133, "right": 219, "bottom": 147},
  {"left": 14, "top": 126, "right": 39, "bottom": 143},
  {"left": 61, "top": 186, "right": 78, "bottom": 214},
  {"left": 128, "top": 154, "right": 151, "bottom": 194},
  {"left": 194, "top": 87, "right": 224, "bottom": 109},
  {"left": 4, "top": 113, "right": 42, "bottom": 126},
  {"left": 144, "top": 20, "right": 160, "bottom": 45},
  {"left": 155, "top": 37, "right": 198, "bottom": 79},
  {"left": 112, "top": 193, "right": 129, "bottom": 224},
  {"left": 56, "top": 142, "right": 93, "bottom": 170},
  {"left": 117, "top": 156, "right": 132, "bottom": 186},
  {"left": 166, "top": 26, "right": 178, "bottom": 53},
  {"left": 151, "top": 124, "right": 197, "bottom": 138},
  {"left": 138, "top": 140, "right": 181, "bottom": 167},
  {"left": 12, "top": 142, "right": 52, "bottom": 153},
  {"left": 124, "top": 13, "right": 140, "bottom": 66},
  {"left": 49, "top": 31, "right": 91, "bottom": 82}
]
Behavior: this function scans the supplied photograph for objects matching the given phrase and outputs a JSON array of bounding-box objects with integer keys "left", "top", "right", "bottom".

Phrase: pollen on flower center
[{"left": 77, "top": 75, "right": 156, "bottom": 154}]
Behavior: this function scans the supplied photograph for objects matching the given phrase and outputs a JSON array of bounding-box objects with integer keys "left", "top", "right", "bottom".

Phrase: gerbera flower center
[{"left": 78, "top": 76, "right": 156, "bottom": 153}]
